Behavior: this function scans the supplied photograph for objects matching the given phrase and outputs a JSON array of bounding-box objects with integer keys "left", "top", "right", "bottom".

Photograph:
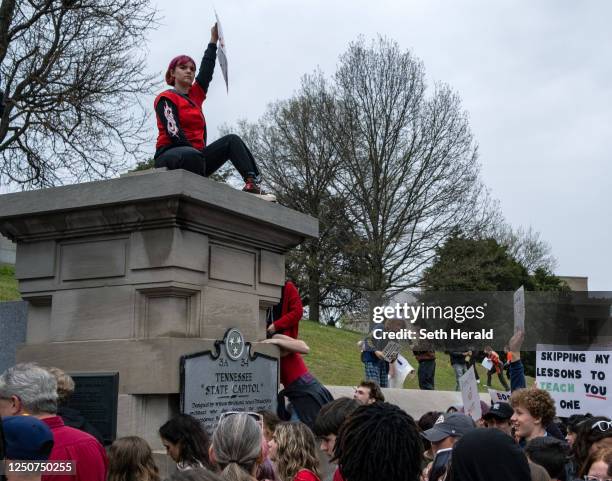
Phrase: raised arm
[
  {"left": 508, "top": 328, "right": 526, "bottom": 391},
  {"left": 195, "top": 23, "right": 218, "bottom": 93}
]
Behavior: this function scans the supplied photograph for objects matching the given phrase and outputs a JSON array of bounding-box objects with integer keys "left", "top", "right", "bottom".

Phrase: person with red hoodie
[
  {"left": 154, "top": 23, "right": 275, "bottom": 201},
  {"left": 263, "top": 281, "right": 332, "bottom": 429}
]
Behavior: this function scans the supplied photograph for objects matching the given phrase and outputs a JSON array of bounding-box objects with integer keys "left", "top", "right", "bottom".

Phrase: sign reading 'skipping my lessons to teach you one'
[{"left": 536, "top": 345, "right": 611, "bottom": 417}]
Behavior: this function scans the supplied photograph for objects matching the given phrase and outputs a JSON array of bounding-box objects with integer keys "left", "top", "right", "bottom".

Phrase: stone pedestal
[{"left": 0, "top": 170, "right": 317, "bottom": 448}]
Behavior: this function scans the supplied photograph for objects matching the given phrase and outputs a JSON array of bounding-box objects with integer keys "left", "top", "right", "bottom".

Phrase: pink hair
[{"left": 165, "top": 55, "right": 196, "bottom": 86}]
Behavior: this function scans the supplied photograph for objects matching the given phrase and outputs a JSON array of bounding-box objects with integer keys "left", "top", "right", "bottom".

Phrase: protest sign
[
  {"left": 459, "top": 366, "right": 481, "bottom": 421},
  {"left": 215, "top": 10, "right": 229, "bottom": 92},
  {"left": 481, "top": 358, "right": 493, "bottom": 371},
  {"left": 488, "top": 388, "right": 511, "bottom": 404},
  {"left": 513, "top": 285, "right": 525, "bottom": 332},
  {"left": 388, "top": 354, "right": 414, "bottom": 388},
  {"left": 382, "top": 341, "right": 401, "bottom": 362},
  {"left": 536, "top": 345, "right": 612, "bottom": 417}
]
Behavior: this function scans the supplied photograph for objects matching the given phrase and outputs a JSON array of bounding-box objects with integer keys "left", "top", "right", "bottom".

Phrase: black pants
[
  {"left": 418, "top": 359, "right": 435, "bottom": 390},
  {"left": 154, "top": 134, "right": 260, "bottom": 180},
  {"left": 487, "top": 368, "right": 510, "bottom": 391}
]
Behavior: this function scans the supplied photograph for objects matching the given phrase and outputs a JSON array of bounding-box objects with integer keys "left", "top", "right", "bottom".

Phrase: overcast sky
[{"left": 146, "top": 0, "right": 612, "bottom": 290}]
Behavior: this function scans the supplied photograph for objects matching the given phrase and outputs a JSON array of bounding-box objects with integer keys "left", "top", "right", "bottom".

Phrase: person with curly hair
[
  {"left": 573, "top": 417, "right": 612, "bottom": 478},
  {"left": 334, "top": 402, "right": 423, "bottom": 481},
  {"left": 510, "top": 387, "right": 556, "bottom": 443},
  {"left": 268, "top": 422, "right": 321, "bottom": 481},
  {"left": 107, "top": 436, "right": 160, "bottom": 481},
  {"left": 159, "top": 414, "right": 212, "bottom": 472}
]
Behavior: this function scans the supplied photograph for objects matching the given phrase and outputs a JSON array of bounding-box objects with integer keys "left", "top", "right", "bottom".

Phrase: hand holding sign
[{"left": 508, "top": 328, "right": 525, "bottom": 361}]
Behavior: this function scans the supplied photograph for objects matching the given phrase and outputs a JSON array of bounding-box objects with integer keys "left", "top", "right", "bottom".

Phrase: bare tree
[
  {"left": 0, "top": 0, "right": 157, "bottom": 188},
  {"left": 329, "top": 37, "right": 489, "bottom": 293},
  {"left": 237, "top": 74, "right": 363, "bottom": 322},
  {"left": 488, "top": 223, "right": 557, "bottom": 273}
]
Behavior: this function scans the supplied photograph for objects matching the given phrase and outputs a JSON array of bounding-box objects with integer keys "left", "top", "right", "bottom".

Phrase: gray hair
[
  {"left": 212, "top": 414, "right": 261, "bottom": 481},
  {"left": 0, "top": 363, "right": 58, "bottom": 414}
]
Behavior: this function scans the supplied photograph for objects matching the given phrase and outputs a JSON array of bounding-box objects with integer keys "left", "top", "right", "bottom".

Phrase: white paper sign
[
  {"left": 513, "top": 285, "right": 525, "bottom": 332},
  {"left": 481, "top": 358, "right": 493, "bottom": 371},
  {"left": 488, "top": 388, "right": 511, "bottom": 404},
  {"left": 536, "top": 345, "right": 612, "bottom": 417},
  {"left": 215, "top": 10, "right": 228, "bottom": 92},
  {"left": 459, "top": 366, "right": 482, "bottom": 421},
  {"left": 388, "top": 354, "right": 414, "bottom": 388}
]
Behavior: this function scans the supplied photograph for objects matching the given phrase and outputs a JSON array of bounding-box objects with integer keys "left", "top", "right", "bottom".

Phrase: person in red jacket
[
  {"left": 264, "top": 281, "right": 332, "bottom": 428},
  {"left": 266, "top": 280, "right": 303, "bottom": 339},
  {"left": 154, "top": 23, "right": 275, "bottom": 201}
]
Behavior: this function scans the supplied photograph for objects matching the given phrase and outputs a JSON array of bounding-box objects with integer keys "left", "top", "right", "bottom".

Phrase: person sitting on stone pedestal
[{"left": 154, "top": 23, "right": 275, "bottom": 202}]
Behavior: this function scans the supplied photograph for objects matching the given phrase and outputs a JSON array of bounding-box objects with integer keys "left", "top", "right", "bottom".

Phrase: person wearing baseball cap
[
  {"left": 483, "top": 402, "right": 514, "bottom": 437},
  {"left": 420, "top": 412, "right": 476, "bottom": 481},
  {"left": 2, "top": 415, "right": 54, "bottom": 481}
]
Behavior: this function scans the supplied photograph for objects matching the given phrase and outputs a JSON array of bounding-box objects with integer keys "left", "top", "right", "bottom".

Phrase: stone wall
[{"left": 0, "top": 301, "right": 27, "bottom": 372}]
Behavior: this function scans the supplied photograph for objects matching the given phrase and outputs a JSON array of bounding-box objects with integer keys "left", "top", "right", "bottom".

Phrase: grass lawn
[
  {"left": 0, "top": 265, "right": 19, "bottom": 301},
  {"left": 299, "top": 319, "right": 533, "bottom": 392}
]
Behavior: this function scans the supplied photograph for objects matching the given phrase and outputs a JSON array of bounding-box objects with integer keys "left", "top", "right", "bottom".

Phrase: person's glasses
[
  {"left": 219, "top": 411, "right": 263, "bottom": 427},
  {"left": 591, "top": 420, "right": 612, "bottom": 432},
  {"left": 584, "top": 476, "right": 612, "bottom": 481}
]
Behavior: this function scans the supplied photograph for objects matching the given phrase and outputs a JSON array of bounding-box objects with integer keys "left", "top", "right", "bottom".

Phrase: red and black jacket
[{"left": 154, "top": 43, "right": 217, "bottom": 157}]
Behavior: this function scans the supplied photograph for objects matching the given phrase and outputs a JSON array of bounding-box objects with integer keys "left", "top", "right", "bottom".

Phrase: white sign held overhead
[
  {"left": 459, "top": 366, "right": 481, "bottom": 421},
  {"left": 513, "top": 285, "right": 525, "bottom": 332},
  {"left": 536, "top": 345, "right": 612, "bottom": 417},
  {"left": 215, "top": 10, "right": 228, "bottom": 92}
]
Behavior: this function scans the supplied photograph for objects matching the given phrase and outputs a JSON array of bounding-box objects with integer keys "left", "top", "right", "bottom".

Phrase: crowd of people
[
  {"left": 1, "top": 282, "right": 610, "bottom": 481},
  {"left": 1, "top": 359, "right": 611, "bottom": 481}
]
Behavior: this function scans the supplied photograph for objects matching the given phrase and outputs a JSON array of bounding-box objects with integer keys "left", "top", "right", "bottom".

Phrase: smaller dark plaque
[{"left": 65, "top": 372, "right": 119, "bottom": 446}]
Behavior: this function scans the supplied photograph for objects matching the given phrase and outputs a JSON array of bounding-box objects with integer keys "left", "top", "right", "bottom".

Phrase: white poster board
[
  {"left": 388, "top": 354, "right": 414, "bottom": 388},
  {"left": 513, "top": 285, "right": 525, "bottom": 332},
  {"left": 459, "top": 366, "right": 482, "bottom": 421},
  {"left": 481, "top": 358, "right": 493, "bottom": 371},
  {"left": 536, "top": 345, "right": 612, "bottom": 417},
  {"left": 488, "top": 388, "right": 511, "bottom": 404},
  {"left": 215, "top": 10, "right": 229, "bottom": 92}
]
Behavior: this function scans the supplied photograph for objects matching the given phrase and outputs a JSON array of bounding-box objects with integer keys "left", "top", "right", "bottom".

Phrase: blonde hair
[
  {"left": 273, "top": 422, "right": 320, "bottom": 481},
  {"left": 46, "top": 367, "right": 75, "bottom": 403},
  {"left": 108, "top": 436, "right": 160, "bottom": 481}
]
